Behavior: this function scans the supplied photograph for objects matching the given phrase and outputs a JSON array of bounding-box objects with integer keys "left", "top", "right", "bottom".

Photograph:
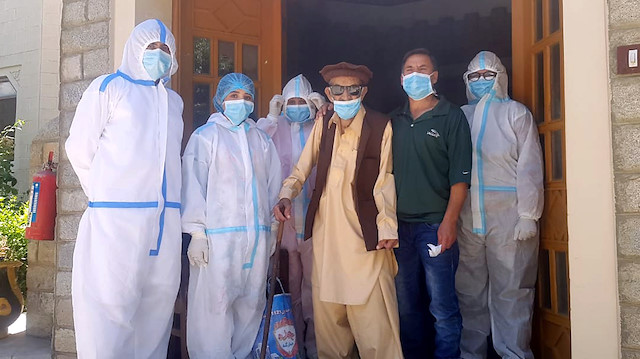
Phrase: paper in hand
[{"left": 427, "top": 243, "right": 442, "bottom": 258}]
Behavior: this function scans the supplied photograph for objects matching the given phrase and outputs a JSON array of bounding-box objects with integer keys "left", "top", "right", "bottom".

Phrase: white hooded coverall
[
  {"left": 456, "top": 51, "right": 544, "bottom": 359},
  {"left": 66, "top": 19, "right": 183, "bottom": 358},
  {"left": 257, "top": 74, "right": 322, "bottom": 358},
  {"left": 182, "top": 112, "right": 281, "bottom": 359}
]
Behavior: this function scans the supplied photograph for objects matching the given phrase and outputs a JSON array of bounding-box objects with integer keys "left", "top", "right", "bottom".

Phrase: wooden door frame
[
  {"left": 513, "top": 0, "right": 620, "bottom": 357},
  {"left": 170, "top": 0, "right": 282, "bottom": 148},
  {"left": 511, "top": 1, "right": 532, "bottom": 107},
  {"left": 171, "top": 0, "right": 193, "bottom": 148},
  {"left": 512, "top": 1, "right": 571, "bottom": 357}
]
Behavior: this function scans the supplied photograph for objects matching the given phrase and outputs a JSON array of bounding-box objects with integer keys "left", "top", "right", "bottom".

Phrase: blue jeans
[{"left": 394, "top": 221, "right": 462, "bottom": 359}]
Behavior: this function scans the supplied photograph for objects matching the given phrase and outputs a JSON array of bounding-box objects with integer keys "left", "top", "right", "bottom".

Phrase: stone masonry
[
  {"left": 26, "top": 137, "right": 59, "bottom": 339},
  {"left": 609, "top": 0, "right": 640, "bottom": 358},
  {"left": 50, "top": 0, "right": 111, "bottom": 356}
]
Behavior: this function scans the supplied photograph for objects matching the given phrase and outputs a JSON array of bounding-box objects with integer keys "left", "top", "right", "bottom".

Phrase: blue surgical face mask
[
  {"left": 469, "top": 79, "right": 495, "bottom": 99},
  {"left": 333, "top": 98, "right": 362, "bottom": 120},
  {"left": 402, "top": 72, "right": 434, "bottom": 101},
  {"left": 223, "top": 99, "right": 254, "bottom": 126},
  {"left": 142, "top": 48, "right": 172, "bottom": 81},
  {"left": 285, "top": 105, "right": 311, "bottom": 123}
]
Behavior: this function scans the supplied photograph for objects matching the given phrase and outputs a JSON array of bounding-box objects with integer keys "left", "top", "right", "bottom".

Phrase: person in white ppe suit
[
  {"left": 182, "top": 72, "right": 281, "bottom": 359},
  {"left": 257, "top": 74, "right": 325, "bottom": 359},
  {"left": 66, "top": 19, "right": 183, "bottom": 358},
  {"left": 456, "top": 51, "right": 544, "bottom": 359}
]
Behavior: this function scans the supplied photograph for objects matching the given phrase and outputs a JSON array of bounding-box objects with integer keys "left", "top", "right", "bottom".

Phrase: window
[{"left": 0, "top": 77, "right": 17, "bottom": 131}]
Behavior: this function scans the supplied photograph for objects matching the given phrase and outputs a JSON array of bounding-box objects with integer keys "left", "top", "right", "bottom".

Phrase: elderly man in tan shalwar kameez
[{"left": 274, "top": 62, "right": 403, "bottom": 359}]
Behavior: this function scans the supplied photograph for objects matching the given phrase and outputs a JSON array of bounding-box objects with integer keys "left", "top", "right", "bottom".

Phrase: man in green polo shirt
[{"left": 390, "top": 48, "right": 472, "bottom": 359}]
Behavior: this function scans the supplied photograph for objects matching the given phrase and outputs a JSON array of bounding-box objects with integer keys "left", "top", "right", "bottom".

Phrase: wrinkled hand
[
  {"left": 187, "top": 232, "right": 209, "bottom": 267},
  {"left": 269, "top": 94, "right": 285, "bottom": 117},
  {"left": 514, "top": 218, "right": 537, "bottom": 241},
  {"left": 308, "top": 92, "right": 326, "bottom": 111},
  {"left": 437, "top": 219, "right": 457, "bottom": 251},
  {"left": 314, "top": 103, "right": 334, "bottom": 121},
  {"left": 376, "top": 239, "right": 398, "bottom": 250},
  {"left": 273, "top": 198, "right": 292, "bottom": 222}
]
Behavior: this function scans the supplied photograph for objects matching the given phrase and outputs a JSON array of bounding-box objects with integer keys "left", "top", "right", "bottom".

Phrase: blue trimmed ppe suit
[{"left": 66, "top": 19, "right": 183, "bottom": 358}]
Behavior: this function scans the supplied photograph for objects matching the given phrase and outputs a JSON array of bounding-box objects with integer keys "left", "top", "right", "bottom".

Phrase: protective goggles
[
  {"left": 467, "top": 71, "right": 497, "bottom": 82},
  {"left": 328, "top": 85, "right": 363, "bottom": 96}
]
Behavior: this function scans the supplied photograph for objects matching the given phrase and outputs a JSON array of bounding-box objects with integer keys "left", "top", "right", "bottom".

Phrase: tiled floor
[{"left": 0, "top": 314, "right": 51, "bottom": 359}]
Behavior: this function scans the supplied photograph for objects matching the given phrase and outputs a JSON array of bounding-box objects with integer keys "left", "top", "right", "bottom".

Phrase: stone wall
[
  {"left": 51, "top": 0, "right": 112, "bottom": 356},
  {"left": 26, "top": 138, "right": 59, "bottom": 339},
  {"left": 609, "top": 0, "right": 640, "bottom": 358}
]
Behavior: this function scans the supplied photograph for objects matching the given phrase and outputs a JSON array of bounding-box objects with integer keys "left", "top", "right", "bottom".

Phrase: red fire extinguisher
[{"left": 25, "top": 151, "right": 57, "bottom": 241}]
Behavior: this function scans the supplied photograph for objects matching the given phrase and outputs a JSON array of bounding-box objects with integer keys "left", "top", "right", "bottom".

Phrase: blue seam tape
[
  {"left": 243, "top": 143, "right": 261, "bottom": 270},
  {"left": 484, "top": 186, "right": 517, "bottom": 192},
  {"left": 149, "top": 169, "right": 168, "bottom": 256},
  {"left": 474, "top": 89, "right": 496, "bottom": 235},
  {"left": 88, "top": 201, "right": 159, "bottom": 208},
  {"left": 99, "top": 71, "right": 156, "bottom": 92},
  {"left": 205, "top": 225, "right": 271, "bottom": 235},
  {"left": 88, "top": 201, "right": 179, "bottom": 209},
  {"left": 99, "top": 73, "right": 120, "bottom": 92},
  {"left": 165, "top": 202, "right": 181, "bottom": 208},
  {"left": 156, "top": 19, "right": 167, "bottom": 44},
  {"left": 116, "top": 70, "right": 156, "bottom": 87},
  {"left": 479, "top": 51, "right": 486, "bottom": 69}
]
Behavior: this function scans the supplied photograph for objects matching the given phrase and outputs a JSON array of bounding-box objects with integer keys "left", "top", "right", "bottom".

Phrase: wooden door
[
  {"left": 173, "top": 0, "right": 282, "bottom": 146},
  {"left": 513, "top": 0, "right": 570, "bottom": 358}
]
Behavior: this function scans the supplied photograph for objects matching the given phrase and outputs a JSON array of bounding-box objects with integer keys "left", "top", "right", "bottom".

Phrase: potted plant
[{"left": 0, "top": 234, "right": 24, "bottom": 339}]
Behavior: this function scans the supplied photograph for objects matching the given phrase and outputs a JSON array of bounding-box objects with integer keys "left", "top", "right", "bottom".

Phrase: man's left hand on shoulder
[
  {"left": 437, "top": 219, "right": 457, "bottom": 251},
  {"left": 376, "top": 239, "right": 398, "bottom": 250}
]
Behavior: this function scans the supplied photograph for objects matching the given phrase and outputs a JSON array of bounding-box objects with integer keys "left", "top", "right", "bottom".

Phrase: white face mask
[
  {"left": 223, "top": 99, "right": 254, "bottom": 126},
  {"left": 332, "top": 98, "right": 362, "bottom": 120},
  {"left": 402, "top": 72, "right": 434, "bottom": 101}
]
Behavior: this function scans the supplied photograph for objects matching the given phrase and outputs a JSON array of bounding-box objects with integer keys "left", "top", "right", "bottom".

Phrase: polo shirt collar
[{"left": 400, "top": 96, "right": 451, "bottom": 122}]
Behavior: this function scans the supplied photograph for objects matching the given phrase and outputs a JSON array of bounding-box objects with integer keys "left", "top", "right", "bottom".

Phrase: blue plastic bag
[{"left": 252, "top": 288, "right": 300, "bottom": 359}]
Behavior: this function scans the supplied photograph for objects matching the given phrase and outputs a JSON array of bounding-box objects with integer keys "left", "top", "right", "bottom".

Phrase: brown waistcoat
[{"left": 304, "top": 108, "right": 390, "bottom": 251}]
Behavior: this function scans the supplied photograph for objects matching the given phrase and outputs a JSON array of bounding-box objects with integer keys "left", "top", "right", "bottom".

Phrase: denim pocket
[{"left": 415, "top": 222, "right": 440, "bottom": 246}]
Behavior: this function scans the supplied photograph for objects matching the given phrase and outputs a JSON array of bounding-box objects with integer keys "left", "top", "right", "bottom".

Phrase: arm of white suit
[
  {"left": 267, "top": 139, "right": 283, "bottom": 211},
  {"left": 267, "top": 138, "right": 283, "bottom": 254},
  {"left": 64, "top": 80, "right": 109, "bottom": 195},
  {"left": 256, "top": 115, "right": 279, "bottom": 138},
  {"left": 373, "top": 122, "right": 399, "bottom": 242},
  {"left": 181, "top": 132, "right": 211, "bottom": 236},
  {"left": 278, "top": 116, "right": 322, "bottom": 200},
  {"left": 515, "top": 109, "right": 545, "bottom": 220}
]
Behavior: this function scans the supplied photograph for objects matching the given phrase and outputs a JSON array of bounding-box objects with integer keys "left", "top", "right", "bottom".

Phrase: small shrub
[
  {"left": 0, "top": 196, "right": 28, "bottom": 295},
  {"left": 0, "top": 120, "right": 22, "bottom": 196},
  {"left": 0, "top": 120, "right": 28, "bottom": 299}
]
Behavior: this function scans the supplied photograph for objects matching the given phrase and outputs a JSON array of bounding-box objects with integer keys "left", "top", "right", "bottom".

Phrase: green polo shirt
[{"left": 390, "top": 97, "right": 472, "bottom": 224}]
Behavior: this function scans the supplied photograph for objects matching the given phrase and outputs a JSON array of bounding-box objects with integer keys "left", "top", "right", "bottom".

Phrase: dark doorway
[
  {"left": 284, "top": 0, "right": 512, "bottom": 113},
  {"left": 283, "top": 1, "right": 512, "bottom": 358}
]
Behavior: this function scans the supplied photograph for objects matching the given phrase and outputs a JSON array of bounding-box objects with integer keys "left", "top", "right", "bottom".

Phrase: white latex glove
[
  {"left": 514, "top": 218, "right": 538, "bottom": 241},
  {"left": 269, "top": 94, "right": 285, "bottom": 117},
  {"left": 427, "top": 244, "right": 442, "bottom": 257},
  {"left": 307, "top": 92, "right": 326, "bottom": 110},
  {"left": 187, "top": 231, "right": 209, "bottom": 267}
]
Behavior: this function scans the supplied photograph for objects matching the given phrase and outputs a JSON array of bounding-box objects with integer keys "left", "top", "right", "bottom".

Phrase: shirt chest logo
[{"left": 426, "top": 128, "right": 440, "bottom": 138}]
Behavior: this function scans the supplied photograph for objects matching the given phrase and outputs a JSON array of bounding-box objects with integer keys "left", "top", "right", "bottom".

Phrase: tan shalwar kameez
[{"left": 279, "top": 107, "right": 403, "bottom": 359}]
